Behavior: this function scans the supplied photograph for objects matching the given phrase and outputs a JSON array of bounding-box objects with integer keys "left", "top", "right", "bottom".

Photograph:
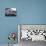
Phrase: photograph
[
  {"left": 5, "top": 8, "right": 16, "bottom": 16},
  {"left": 18, "top": 25, "right": 46, "bottom": 46}
]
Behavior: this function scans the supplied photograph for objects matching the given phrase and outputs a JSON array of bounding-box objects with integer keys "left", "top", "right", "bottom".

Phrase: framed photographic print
[
  {"left": 5, "top": 8, "right": 16, "bottom": 16},
  {"left": 18, "top": 24, "right": 46, "bottom": 46},
  {"left": 18, "top": 24, "right": 46, "bottom": 42}
]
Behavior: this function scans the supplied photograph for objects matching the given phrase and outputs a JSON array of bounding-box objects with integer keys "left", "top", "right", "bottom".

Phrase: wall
[{"left": 0, "top": 0, "right": 46, "bottom": 44}]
